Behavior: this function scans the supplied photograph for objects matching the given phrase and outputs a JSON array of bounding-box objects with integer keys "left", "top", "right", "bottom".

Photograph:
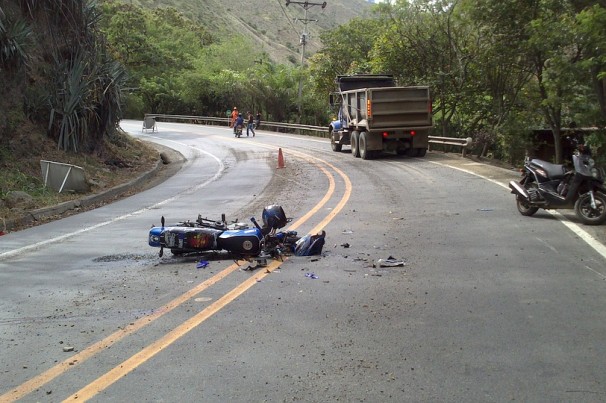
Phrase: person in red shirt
[{"left": 230, "top": 107, "right": 239, "bottom": 133}]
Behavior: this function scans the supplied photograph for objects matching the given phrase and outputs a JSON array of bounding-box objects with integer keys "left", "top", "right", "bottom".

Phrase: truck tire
[
  {"left": 330, "top": 128, "right": 342, "bottom": 152},
  {"left": 351, "top": 131, "right": 360, "bottom": 158},
  {"left": 359, "top": 132, "right": 372, "bottom": 160},
  {"left": 405, "top": 147, "right": 418, "bottom": 157},
  {"left": 416, "top": 147, "right": 427, "bottom": 157},
  {"left": 330, "top": 136, "right": 343, "bottom": 153}
]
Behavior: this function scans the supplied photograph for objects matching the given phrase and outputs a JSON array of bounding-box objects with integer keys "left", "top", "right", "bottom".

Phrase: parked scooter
[{"left": 509, "top": 146, "right": 606, "bottom": 225}]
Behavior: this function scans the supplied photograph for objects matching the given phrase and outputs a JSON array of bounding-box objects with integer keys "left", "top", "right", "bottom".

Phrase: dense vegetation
[
  {"left": 309, "top": 0, "right": 606, "bottom": 164},
  {"left": 1, "top": 0, "right": 605, "bottom": 169},
  {"left": 1, "top": 0, "right": 127, "bottom": 154},
  {"left": 101, "top": 0, "right": 606, "bottom": 164}
]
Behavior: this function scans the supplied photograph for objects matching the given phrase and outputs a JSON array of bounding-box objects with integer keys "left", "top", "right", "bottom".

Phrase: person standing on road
[
  {"left": 234, "top": 113, "right": 244, "bottom": 137},
  {"left": 246, "top": 111, "right": 256, "bottom": 137},
  {"left": 230, "top": 107, "right": 239, "bottom": 134},
  {"left": 255, "top": 111, "right": 261, "bottom": 130}
]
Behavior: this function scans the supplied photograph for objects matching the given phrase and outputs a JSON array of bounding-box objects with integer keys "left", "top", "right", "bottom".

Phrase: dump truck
[{"left": 328, "top": 74, "right": 433, "bottom": 159}]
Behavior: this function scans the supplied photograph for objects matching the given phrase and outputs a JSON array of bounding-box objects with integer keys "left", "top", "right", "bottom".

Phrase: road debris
[{"left": 377, "top": 256, "right": 406, "bottom": 267}]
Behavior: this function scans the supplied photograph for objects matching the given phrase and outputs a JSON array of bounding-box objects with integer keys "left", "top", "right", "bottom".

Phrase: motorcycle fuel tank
[{"left": 218, "top": 228, "right": 263, "bottom": 255}]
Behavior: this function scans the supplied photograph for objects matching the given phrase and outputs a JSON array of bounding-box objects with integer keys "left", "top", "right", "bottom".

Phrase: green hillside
[{"left": 127, "top": 0, "right": 373, "bottom": 64}]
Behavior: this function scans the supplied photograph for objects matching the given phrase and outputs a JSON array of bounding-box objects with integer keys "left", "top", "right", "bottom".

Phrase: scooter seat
[{"left": 529, "top": 159, "right": 567, "bottom": 179}]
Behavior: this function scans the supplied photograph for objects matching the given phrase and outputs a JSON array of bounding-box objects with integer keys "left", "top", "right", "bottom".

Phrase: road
[{"left": 1, "top": 120, "right": 605, "bottom": 402}]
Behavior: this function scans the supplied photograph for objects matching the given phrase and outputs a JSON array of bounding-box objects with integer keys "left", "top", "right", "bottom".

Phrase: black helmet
[{"left": 262, "top": 205, "right": 287, "bottom": 230}]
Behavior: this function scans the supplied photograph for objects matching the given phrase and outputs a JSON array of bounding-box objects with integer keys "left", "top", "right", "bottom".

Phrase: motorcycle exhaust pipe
[{"left": 509, "top": 181, "right": 530, "bottom": 201}]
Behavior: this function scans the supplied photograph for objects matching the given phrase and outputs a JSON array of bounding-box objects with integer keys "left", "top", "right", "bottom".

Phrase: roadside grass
[{"left": 0, "top": 129, "right": 158, "bottom": 230}]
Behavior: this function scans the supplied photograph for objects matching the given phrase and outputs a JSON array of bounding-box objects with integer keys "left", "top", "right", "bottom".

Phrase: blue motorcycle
[{"left": 148, "top": 205, "right": 301, "bottom": 258}]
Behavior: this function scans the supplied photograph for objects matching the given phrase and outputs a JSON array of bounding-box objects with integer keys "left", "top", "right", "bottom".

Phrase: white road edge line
[
  {"left": 428, "top": 160, "right": 606, "bottom": 263},
  {"left": 0, "top": 137, "right": 224, "bottom": 261}
]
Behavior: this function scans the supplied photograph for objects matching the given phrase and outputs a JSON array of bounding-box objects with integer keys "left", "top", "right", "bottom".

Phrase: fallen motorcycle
[
  {"left": 509, "top": 149, "right": 606, "bottom": 225},
  {"left": 148, "top": 205, "right": 308, "bottom": 258}
]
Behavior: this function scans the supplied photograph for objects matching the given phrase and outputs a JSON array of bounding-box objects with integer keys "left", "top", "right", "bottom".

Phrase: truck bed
[{"left": 341, "top": 86, "right": 432, "bottom": 131}]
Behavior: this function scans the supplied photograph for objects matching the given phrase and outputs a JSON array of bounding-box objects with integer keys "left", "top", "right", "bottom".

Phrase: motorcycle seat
[{"left": 529, "top": 159, "right": 567, "bottom": 179}]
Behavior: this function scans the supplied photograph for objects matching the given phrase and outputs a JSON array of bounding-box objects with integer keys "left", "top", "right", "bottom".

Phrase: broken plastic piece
[
  {"left": 305, "top": 272, "right": 319, "bottom": 279},
  {"left": 196, "top": 260, "right": 209, "bottom": 269},
  {"left": 377, "top": 256, "right": 405, "bottom": 267}
]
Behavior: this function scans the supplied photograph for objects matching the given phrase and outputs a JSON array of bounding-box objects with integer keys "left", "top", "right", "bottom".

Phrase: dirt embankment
[{"left": 1, "top": 140, "right": 184, "bottom": 234}]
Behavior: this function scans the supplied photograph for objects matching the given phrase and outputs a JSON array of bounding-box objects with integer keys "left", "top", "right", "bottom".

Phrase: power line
[
  {"left": 275, "top": 0, "right": 300, "bottom": 35},
  {"left": 285, "top": 1, "right": 328, "bottom": 120}
]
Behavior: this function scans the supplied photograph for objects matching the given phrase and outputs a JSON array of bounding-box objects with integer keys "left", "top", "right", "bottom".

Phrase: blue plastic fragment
[
  {"left": 196, "top": 260, "right": 209, "bottom": 269},
  {"left": 305, "top": 272, "right": 318, "bottom": 279}
]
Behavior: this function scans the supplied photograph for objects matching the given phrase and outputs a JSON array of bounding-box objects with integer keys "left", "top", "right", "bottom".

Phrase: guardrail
[
  {"left": 427, "top": 136, "right": 473, "bottom": 156},
  {"left": 143, "top": 113, "right": 473, "bottom": 154}
]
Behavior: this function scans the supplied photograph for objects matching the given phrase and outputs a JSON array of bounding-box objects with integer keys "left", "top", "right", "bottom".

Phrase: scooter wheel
[
  {"left": 516, "top": 195, "right": 539, "bottom": 216},
  {"left": 575, "top": 192, "right": 606, "bottom": 225}
]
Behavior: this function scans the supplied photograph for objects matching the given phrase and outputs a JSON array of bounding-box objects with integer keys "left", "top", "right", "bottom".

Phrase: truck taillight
[
  {"left": 382, "top": 132, "right": 389, "bottom": 138},
  {"left": 410, "top": 130, "right": 416, "bottom": 136},
  {"left": 367, "top": 99, "right": 372, "bottom": 118}
]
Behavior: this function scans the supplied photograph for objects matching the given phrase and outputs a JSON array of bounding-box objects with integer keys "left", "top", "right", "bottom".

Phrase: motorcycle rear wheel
[
  {"left": 516, "top": 179, "right": 539, "bottom": 216},
  {"left": 574, "top": 192, "right": 606, "bottom": 225},
  {"left": 516, "top": 195, "right": 539, "bottom": 216}
]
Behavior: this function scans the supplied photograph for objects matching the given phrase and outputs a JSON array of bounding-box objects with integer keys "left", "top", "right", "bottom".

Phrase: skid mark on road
[
  {"left": 1, "top": 148, "right": 351, "bottom": 403},
  {"left": 62, "top": 149, "right": 351, "bottom": 402}
]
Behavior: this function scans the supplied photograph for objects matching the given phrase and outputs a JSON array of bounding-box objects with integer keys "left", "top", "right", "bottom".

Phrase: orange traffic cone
[{"left": 277, "top": 148, "right": 285, "bottom": 169}]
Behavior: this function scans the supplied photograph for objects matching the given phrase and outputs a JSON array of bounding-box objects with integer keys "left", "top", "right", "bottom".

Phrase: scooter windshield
[{"left": 572, "top": 153, "right": 594, "bottom": 177}]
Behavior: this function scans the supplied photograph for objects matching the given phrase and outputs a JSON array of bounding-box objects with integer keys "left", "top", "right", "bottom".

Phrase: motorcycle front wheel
[{"left": 574, "top": 191, "right": 606, "bottom": 225}]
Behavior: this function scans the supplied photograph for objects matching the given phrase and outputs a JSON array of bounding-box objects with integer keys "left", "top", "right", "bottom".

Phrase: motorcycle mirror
[{"left": 250, "top": 217, "right": 262, "bottom": 231}]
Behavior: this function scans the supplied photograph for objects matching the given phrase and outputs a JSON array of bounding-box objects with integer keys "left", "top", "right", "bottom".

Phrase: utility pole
[{"left": 285, "top": 0, "right": 327, "bottom": 121}]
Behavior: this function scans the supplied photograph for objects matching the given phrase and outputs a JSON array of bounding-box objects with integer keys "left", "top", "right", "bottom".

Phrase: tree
[{"left": 308, "top": 17, "right": 381, "bottom": 97}]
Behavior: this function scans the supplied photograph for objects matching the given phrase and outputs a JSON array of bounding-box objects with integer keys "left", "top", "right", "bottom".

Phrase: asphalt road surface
[{"left": 1, "top": 120, "right": 605, "bottom": 402}]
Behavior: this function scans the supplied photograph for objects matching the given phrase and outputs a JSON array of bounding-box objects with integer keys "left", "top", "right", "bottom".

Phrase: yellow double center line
[{"left": 1, "top": 148, "right": 351, "bottom": 403}]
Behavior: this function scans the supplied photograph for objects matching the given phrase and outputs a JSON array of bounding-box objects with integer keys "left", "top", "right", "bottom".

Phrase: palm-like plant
[
  {"left": 0, "top": 7, "right": 33, "bottom": 69},
  {"left": 48, "top": 51, "right": 92, "bottom": 153},
  {"left": 42, "top": 0, "right": 126, "bottom": 152}
]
